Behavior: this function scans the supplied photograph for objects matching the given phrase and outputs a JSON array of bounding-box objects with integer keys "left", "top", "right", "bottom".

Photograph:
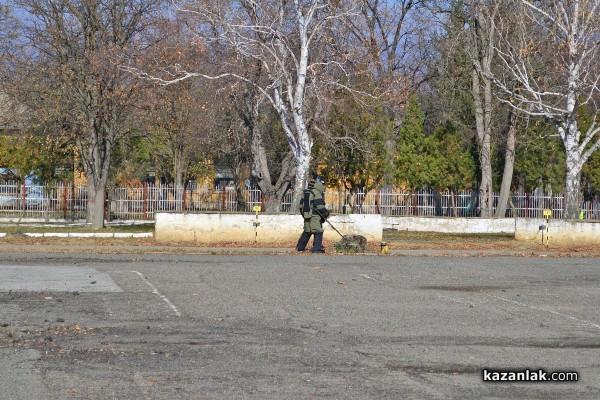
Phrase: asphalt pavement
[{"left": 1, "top": 250, "right": 599, "bottom": 399}]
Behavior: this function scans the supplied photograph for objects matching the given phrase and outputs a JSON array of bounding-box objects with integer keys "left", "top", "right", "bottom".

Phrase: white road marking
[
  {"left": 357, "top": 274, "right": 376, "bottom": 281},
  {"left": 489, "top": 295, "right": 600, "bottom": 330},
  {"left": 131, "top": 271, "right": 182, "bottom": 317}
]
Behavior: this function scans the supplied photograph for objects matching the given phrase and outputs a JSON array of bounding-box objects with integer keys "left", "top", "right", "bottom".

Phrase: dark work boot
[
  {"left": 296, "top": 231, "right": 312, "bottom": 251},
  {"left": 311, "top": 232, "right": 325, "bottom": 253}
]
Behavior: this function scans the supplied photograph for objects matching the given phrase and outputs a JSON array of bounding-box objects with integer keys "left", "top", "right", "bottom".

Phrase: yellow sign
[
  {"left": 252, "top": 205, "right": 261, "bottom": 242},
  {"left": 543, "top": 209, "right": 552, "bottom": 217}
]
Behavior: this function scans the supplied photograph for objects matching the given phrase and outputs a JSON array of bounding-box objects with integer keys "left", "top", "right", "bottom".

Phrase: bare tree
[
  {"left": 125, "top": 0, "right": 353, "bottom": 209},
  {"left": 231, "top": 79, "right": 296, "bottom": 212},
  {"left": 0, "top": 4, "right": 19, "bottom": 129},
  {"left": 143, "top": 81, "right": 222, "bottom": 187},
  {"left": 136, "top": 19, "right": 222, "bottom": 189},
  {"left": 348, "top": 0, "right": 431, "bottom": 97},
  {"left": 8, "top": 0, "right": 164, "bottom": 228},
  {"left": 0, "top": 4, "right": 12, "bottom": 58},
  {"left": 494, "top": 110, "right": 516, "bottom": 217},
  {"left": 345, "top": 0, "right": 432, "bottom": 187},
  {"left": 492, "top": 0, "right": 600, "bottom": 218},
  {"left": 435, "top": 0, "right": 518, "bottom": 218},
  {"left": 469, "top": 0, "right": 499, "bottom": 217}
]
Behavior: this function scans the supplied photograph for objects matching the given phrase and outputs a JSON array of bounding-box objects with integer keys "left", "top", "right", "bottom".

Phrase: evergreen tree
[
  {"left": 432, "top": 120, "right": 477, "bottom": 190},
  {"left": 318, "top": 92, "right": 393, "bottom": 192},
  {"left": 513, "top": 120, "right": 565, "bottom": 192},
  {"left": 395, "top": 96, "right": 442, "bottom": 190}
]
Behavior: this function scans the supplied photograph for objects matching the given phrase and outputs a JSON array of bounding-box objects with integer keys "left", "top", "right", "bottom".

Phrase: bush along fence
[{"left": 1, "top": 181, "right": 599, "bottom": 221}]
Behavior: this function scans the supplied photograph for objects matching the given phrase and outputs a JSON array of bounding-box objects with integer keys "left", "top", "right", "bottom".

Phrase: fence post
[
  {"left": 63, "top": 182, "right": 67, "bottom": 219},
  {"left": 183, "top": 185, "right": 187, "bottom": 211},
  {"left": 587, "top": 199, "right": 591, "bottom": 220},
  {"left": 221, "top": 185, "right": 226, "bottom": 211},
  {"left": 143, "top": 182, "right": 148, "bottom": 220},
  {"left": 21, "top": 181, "right": 26, "bottom": 213},
  {"left": 104, "top": 190, "right": 109, "bottom": 221}
]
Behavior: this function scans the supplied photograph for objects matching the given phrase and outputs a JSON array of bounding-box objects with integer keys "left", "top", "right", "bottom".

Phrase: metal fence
[{"left": 1, "top": 181, "right": 599, "bottom": 220}]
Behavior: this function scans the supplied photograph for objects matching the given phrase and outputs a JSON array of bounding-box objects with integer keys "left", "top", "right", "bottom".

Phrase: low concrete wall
[
  {"left": 515, "top": 219, "right": 600, "bottom": 246},
  {"left": 155, "top": 212, "right": 383, "bottom": 244},
  {"left": 384, "top": 215, "right": 600, "bottom": 245},
  {"left": 383, "top": 216, "right": 516, "bottom": 234}
]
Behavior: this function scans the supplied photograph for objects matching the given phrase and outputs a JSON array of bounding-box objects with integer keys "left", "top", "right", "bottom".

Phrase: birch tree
[
  {"left": 126, "top": 0, "right": 352, "bottom": 208},
  {"left": 492, "top": 0, "right": 600, "bottom": 218}
]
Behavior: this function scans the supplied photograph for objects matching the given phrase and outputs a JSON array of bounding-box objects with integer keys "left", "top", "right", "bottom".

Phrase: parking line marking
[
  {"left": 489, "top": 295, "right": 600, "bottom": 330},
  {"left": 131, "top": 271, "right": 182, "bottom": 317}
]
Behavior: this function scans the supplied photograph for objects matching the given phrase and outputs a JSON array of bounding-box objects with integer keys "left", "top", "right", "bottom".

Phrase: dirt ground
[
  {"left": 1, "top": 230, "right": 599, "bottom": 255},
  {"left": 382, "top": 230, "right": 598, "bottom": 251}
]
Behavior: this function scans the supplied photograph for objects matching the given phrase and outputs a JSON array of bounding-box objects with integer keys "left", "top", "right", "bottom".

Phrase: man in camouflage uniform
[{"left": 295, "top": 175, "right": 330, "bottom": 253}]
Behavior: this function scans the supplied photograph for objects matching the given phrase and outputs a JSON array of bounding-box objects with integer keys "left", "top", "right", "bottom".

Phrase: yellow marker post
[
  {"left": 380, "top": 242, "right": 389, "bottom": 255},
  {"left": 543, "top": 209, "right": 552, "bottom": 247},
  {"left": 253, "top": 205, "right": 261, "bottom": 242}
]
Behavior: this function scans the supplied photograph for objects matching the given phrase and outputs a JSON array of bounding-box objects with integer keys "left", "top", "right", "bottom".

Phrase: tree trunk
[
  {"left": 495, "top": 113, "right": 516, "bottom": 218},
  {"left": 79, "top": 128, "right": 112, "bottom": 229},
  {"left": 87, "top": 183, "right": 106, "bottom": 229},
  {"left": 292, "top": 151, "right": 311, "bottom": 211},
  {"left": 250, "top": 114, "right": 296, "bottom": 213},
  {"left": 174, "top": 155, "right": 184, "bottom": 212},
  {"left": 472, "top": 57, "right": 494, "bottom": 218},
  {"left": 174, "top": 156, "right": 184, "bottom": 188},
  {"left": 262, "top": 191, "right": 280, "bottom": 213},
  {"left": 471, "top": 0, "right": 497, "bottom": 218},
  {"left": 564, "top": 152, "right": 582, "bottom": 219},
  {"left": 478, "top": 139, "right": 494, "bottom": 218}
]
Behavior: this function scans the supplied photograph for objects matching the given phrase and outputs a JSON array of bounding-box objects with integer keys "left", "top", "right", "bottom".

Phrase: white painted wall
[
  {"left": 2, "top": 213, "right": 597, "bottom": 246},
  {"left": 384, "top": 216, "right": 600, "bottom": 245},
  {"left": 155, "top": 213, "right": 383, "bottom": 244},
  {"left": 383, "top": 216, "right": 515, "bottom": 234},
  {"left": 515, "top": 219, "right": 600, "bottom": 245}
]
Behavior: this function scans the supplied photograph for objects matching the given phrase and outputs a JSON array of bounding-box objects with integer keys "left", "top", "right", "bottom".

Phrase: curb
[{"left": 0, "top": 232, "right": 153, "bottom": 238}]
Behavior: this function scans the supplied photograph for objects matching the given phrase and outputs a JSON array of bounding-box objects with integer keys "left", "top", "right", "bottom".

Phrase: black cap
[{"left": 315, "top": 175, "right": 325, "bottom": 184}]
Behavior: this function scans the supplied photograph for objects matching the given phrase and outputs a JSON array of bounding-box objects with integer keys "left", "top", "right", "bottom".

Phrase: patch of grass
[
  {"left": 0, "top": 223, "right": 154, "bottom": 234},
  {"left": 333, "top": 241, "right": 362, "bottom": 253},
  {"left": 383, "top": 230, "right": 515, "bottom": 242}
]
